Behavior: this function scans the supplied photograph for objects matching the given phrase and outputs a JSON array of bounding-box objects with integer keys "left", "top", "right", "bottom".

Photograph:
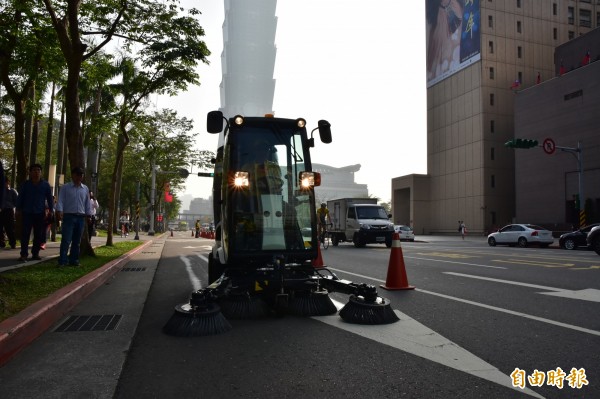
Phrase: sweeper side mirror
[
  {"left": 207, "top": 111, "right": 225, "bottom": 134},
  {"left": 318, "top": 120, "right": 332, "bottom": 143}
]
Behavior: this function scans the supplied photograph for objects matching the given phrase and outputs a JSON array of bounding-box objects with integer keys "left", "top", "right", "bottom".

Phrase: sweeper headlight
[
  {"left": 299, "top": 171, "right": 320, "bottom": 188},
  {"left": 296, "top": 118, "right": 306, "bottom": 128},
  {"left": 233, "top": 115, "right": 244, "bottom": 126},
  {"left": 233, "top": 171, "right": 249, "bottom": 187}
]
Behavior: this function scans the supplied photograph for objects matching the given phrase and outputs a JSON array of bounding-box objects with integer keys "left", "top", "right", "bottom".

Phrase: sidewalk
[
  {"left": 0, "top": 234, "right": 148, "bottom": 272},
  {"left": 0, "top": 233, "right": 160, "bottom": 367}
]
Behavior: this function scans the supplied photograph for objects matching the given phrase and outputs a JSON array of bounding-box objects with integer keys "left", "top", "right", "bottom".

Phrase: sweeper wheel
[
  {"left": 339, "top": 295, "right": 399, "bottom": 325},
  {"left": 163, "top": 302, "right": 232, "bottom": 337}
]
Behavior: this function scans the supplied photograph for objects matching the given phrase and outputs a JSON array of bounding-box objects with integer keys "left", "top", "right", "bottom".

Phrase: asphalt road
[{"left": 1, "top": 232, "right": 598, "bottom": 398}]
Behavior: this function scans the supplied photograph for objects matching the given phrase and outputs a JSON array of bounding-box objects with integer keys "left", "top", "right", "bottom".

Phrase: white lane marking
[
  {"left": 444, "top": 272, "right": 600, "bottom": 303},
  {"left": 405, "top": 256, "right": 507, "bottom": 269},
  {"left": 314, "top": 300, "right": 544, "bottom": 399},
  {"left": 417, "top": 288, "right": 600, "bottom": 337},
  {"left": 328, "top": 267, "right": 600, "bottom": 336},
  {"left": 180, "top": 255, "right": 202, "bottom": 291}
]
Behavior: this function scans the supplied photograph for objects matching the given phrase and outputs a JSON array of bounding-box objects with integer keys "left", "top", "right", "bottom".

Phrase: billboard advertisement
[{"left": 426, "top": 0, "right": 481, "bottom": 88}]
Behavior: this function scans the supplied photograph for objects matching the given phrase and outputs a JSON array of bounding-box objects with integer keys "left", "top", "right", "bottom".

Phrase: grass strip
[{"left": 0, "top": 241, "right": 142, "bottom": 323}]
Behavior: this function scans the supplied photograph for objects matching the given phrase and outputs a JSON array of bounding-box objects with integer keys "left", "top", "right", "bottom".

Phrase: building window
[
  {"left": 553, "top": 28, "right": 558, "bottom": 40},
  {"left": 491, "top": 147, "right": 495, "bottom": 160},
  {"left": 489, "top": 15, "right": 493, "bottom": 28},
  {"left": 490, "top": 93, "right": 495, "bottom": 106},
  {"left": 491, "top": 175, "right": 496, "bottom": 188},
  {"left": 553, "top": 3, "right": 557, "bottom": 15},
  {"left": 490, "top": 120, "right": 495, "bottom": 133},
  {"left": 489, "top": 67, "right": 495, "bottom": 79},
  {"left": 517, "top": 0, "right": 521, "bottom": 7},
  {"left": 489, "top": 41, "right": 494, "bottom": 54},
  {"left": 517, "top": 20, "right": 522, "bottom": 33},
  {"left": 518, "top": 71, "right": 522, "bottom": 83},
  {"left": 568, "top": 7, "right": 574, "bottom": 24},
  {"left": 597, "top": 12, "right": 600, "bottom": 27},
  {"left": 580, "top": 9, "right": 592, "bottom": 27},
  {"left": 491, "top": 211, "right": 497, "bottom": 225},
  {"left": 568, "top": 30, "right": 575, "bottom": 40},
  {"left": 517, "top": 46, "right": 522, "bottom": 58}
]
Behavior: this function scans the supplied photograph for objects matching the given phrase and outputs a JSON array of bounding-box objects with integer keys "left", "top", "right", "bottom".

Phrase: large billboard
[{"left": 426, "top": 0, "right": 481, "bottom": 88}]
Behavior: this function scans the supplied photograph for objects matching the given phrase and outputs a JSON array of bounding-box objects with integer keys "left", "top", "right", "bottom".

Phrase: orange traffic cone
[
  {"left": 380, "top": 233, "right": 415, "bottom": 290},
  {"left": 312, "top": 244, "right": 324, "bottom": 268}
]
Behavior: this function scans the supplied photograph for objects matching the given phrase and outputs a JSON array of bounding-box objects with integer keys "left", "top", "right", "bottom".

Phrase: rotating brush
[
  {"left": 163, "top": 290, "right": 232, "bottom": 336},
  {"left": 219, "top": 293, "right": 270, "bottom": 319},
  {"left": 288, "top": 290, "right": 338, "bottom": 317},
  {"left": 339, "top": 295, "right": 399, "bottom": 325}
]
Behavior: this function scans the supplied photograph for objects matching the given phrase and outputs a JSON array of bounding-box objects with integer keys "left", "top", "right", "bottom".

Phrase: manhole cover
[{"left": 122, "top": 267, "right": 146, "bottom": 272}]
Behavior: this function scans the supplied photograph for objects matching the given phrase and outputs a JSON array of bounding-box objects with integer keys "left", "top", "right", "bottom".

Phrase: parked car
[
  {"left": 487, "top": 224, "right": 554, "bottom": 248},
  {"left": 587, "top": 225, "right": 600, "bottom": 255},
  {"left": 393, "top": 225, "right": 415, "bottom": 241},
  {"left": 559, "top": 223, "right": 600, "bottom": 250}
]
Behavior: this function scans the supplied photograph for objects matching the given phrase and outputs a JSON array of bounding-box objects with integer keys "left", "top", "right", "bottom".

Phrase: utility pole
[{"left": 148, "top": 163, "right": 156, "bottom": 236}]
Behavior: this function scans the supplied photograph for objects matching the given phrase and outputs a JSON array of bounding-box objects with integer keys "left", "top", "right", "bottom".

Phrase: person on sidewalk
[
  {"left": 56, "top": 166, "right": 91, "bottom": 266},
  {"left": 0, "top": 177, "right": 18, "bottom": 250},
  {"left": 16, "top": 164, "right": 54, "bottom": 262},
  {"left": 88, "top": 191, "right": 99, "bottom": 240}
]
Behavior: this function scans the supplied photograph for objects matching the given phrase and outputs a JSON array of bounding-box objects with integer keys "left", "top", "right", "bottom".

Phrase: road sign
[{"left": 543, "top": 138, "right": 556, "bottom": 155}]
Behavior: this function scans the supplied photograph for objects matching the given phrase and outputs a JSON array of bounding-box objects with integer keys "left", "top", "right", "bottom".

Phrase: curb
[{"left": 0, "top": 239, "right": 155, "bottom": 367}]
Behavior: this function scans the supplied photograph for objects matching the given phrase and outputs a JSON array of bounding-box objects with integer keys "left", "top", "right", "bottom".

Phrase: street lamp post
[{"left": 148, "top": 163, "right": 156, "bottom": 236}]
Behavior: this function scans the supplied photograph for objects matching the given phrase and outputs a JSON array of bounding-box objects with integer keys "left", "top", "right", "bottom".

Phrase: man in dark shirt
[
  {"left": 16, "top": 164, "right": 54, "bottom": 262},
  {"left": 0, "top": 177, "right": 19, "bottom": 249}
]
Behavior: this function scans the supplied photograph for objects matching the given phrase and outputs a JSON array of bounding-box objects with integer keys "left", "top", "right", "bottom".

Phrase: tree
[
  {"left": 0, "top": 1, "right": 63, "bottom": 183},
  {"left": 39, "top": 0, "right": 210, "bottom": 244}
]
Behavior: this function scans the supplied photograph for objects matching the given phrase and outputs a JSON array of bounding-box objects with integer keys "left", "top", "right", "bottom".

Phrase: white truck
[{"left": 326, "top": 198, "right": 394, "bottom": 248}]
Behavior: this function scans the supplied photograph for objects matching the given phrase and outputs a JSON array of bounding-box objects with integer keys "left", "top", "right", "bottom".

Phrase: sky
[{"left": 156, "top": 1, "right": 427, "bottom": 208}]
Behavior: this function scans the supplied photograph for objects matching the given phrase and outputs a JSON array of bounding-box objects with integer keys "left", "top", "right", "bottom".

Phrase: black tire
[
  {"left": 563, "top": 239, "right": 577, "bottom": 250},
  {"left": 332, "top": 235, "right": 339, "bottom": 246},
  {"left": 208, "top": 252, "right": 225, "bottom": 284},
  {"left": 385, "top": 238, "right": 392, "bottom": 248},
  {"left": 488, "top": 237, "right": 496, "bottom": 246},
  {"left": 353, "top": 233, "right": 365, "bottom": 248},
  {"left": 518, "top": 237, "right": 528, "bottom": 248},
  {"left": 592, "top": 237, "right": 600, "bottom": 255},
  {"left": 322, "top": 233, "right": 329, "bottom": 250}
]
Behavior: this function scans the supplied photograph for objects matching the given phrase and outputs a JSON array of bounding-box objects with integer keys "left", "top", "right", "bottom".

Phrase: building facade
[{"left": 393, "top": 0, "right": 600, "bottom": 235}]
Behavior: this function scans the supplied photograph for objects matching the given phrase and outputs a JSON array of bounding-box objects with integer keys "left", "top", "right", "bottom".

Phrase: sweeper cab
[{"left": 163, "top": 111, "right": 400, "bottom": 337}]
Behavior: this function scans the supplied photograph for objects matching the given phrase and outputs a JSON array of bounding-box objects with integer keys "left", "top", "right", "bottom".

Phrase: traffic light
[
  {"left": 178, "top": 168, "right": 190, "bottom": 178},
  {"left": 198, "top": 172, "right": 215, "bottom": 177},
  {"left": 504, "top": 138, "right": 539, "bottom": 149}
]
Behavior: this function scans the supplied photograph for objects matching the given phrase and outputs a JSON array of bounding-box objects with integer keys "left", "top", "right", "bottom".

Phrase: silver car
[
  {"left": 394, "top": 225, "right": 415, "bottom": 241},
  {"left": 487, "top": 224, "right": 554, "bottom": 248}
]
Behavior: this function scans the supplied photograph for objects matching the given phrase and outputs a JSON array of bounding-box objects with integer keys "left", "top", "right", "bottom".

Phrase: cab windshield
[{"left": 226, "top": 120, "right": 313, "bottom": 255}]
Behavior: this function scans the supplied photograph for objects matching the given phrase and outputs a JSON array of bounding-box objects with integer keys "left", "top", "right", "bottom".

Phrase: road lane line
[
  {"left": 443, "top": 272, "right": 563, "bottom": 291},
  {"left": 314, "top": 299, "right": 544, "bottom": 399},
  {"left": 444, "top": 272, "right": 600, "bottom": 302},
  {"left": 396, "top": 256, "right": 507, "bottom": 269},
  {"left": 180, "top": 255, "right": 202, "bottom": 291},
  {"left": 417, "top": 288, "right": 600, "bottom": 336},
  {"left": 328, "top": 268, "right": 600, "bottom": 336}
]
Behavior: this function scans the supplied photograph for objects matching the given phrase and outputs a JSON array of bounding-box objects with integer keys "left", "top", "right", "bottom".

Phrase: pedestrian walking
[
  {"left": 458, "top": 220, "right": 467, "bottom": 240},
  {"left": 56, "top": 166, "right": 91, "bottom": 266},
  {"left": 0, "top": 177, "right": 18, "bottom": 250},
  {"left": 16, "top": 164, "right": 54, "bottom": 262},
  {"left": 88, "top": 191, "right": 99, "bottom": 240}
]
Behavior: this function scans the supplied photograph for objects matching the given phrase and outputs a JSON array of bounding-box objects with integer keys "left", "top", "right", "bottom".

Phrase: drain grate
[
  {"left": 121, "top": 267, "right": 147, "bottom": 272},
  {"left": 55, "top": 315, "right": 122, "bottom": 332},
  {"left": 141, "top": 251, "right": 156, "bottom": 254}
]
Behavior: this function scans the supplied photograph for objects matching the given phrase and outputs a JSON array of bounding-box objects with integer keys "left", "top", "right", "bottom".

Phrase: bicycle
[{"left": 319, "top": 223, "right": 331, "bottom": 250}]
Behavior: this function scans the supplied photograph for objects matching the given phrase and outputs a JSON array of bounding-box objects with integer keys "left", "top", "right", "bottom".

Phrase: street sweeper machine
[{"left": 163, "top": 111, "right": 400, "bottom": 336}]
